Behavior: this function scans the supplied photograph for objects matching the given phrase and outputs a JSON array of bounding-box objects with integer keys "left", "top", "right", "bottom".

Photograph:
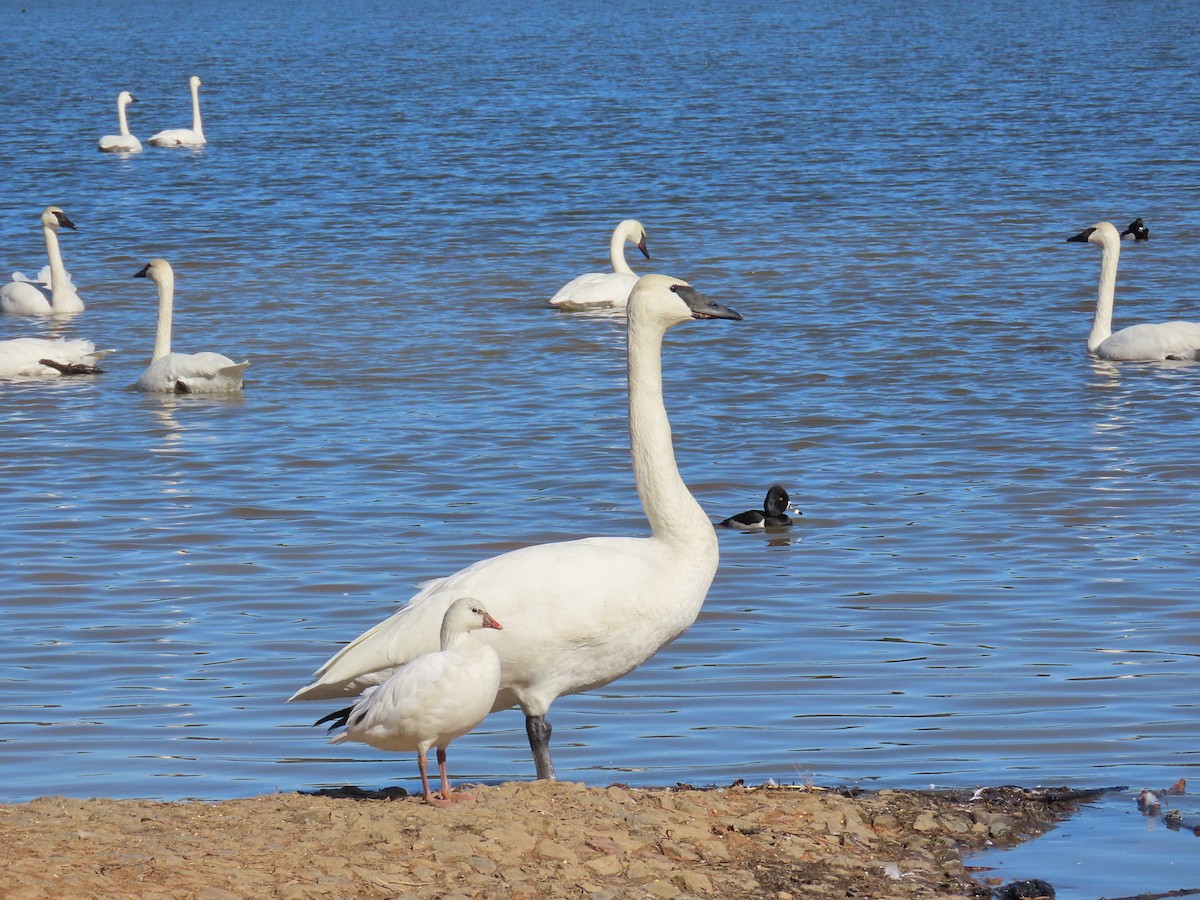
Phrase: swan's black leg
[{"left": 525, "top": 714, "right": 557, "bottom": 781}]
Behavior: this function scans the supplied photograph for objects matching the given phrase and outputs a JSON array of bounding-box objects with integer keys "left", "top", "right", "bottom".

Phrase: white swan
[
  {"left": 292, "top": 274, "right": 743, "bottom": 780},
  {"left": 0, "top": 338, "right": 110, "bottom": 379},
  {"left": 0, "top": 207, "right": 84, "bottom": 316},
  {"left": 148, "top": 76, "right": 206, "bottom": 147},
  {"left": 318, "top": 598, "right": 503, "bottom": 807},
  {"left": 549, "top": 219, "right": 650, "bottom": 311},
  {"left": 1067, "top": 221, "right": 1200, "bottom": 361},
  {"left": 97, "top": 91, "right": 142, "bottom": 153},
  {"left": 134, "top": 258, "right": 248, "bottom": 393}
]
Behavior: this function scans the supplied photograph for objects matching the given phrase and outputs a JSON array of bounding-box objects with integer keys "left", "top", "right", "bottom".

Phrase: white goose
[
  {"left": 97, "top": 91, "right": 142, "bottom": 153},
  {"left": 319, "top": 598, "right": 504, "bottom": 807},
  {"left": 1068, "top": 221, "right": 1200, "bottom": 361},
  {"left": 292, "top": 274, "right": 743, "bottom": 780},
  {"left": 549, "top": 219, "right": 650, "bottom": 311},
  {"left": 148, "top": 76, "right": 206, "bottom": 147},
  {"left": 0, "top": 207, "right": 85, "bottom": 316},
  {"left": 134, "top": 258, "right": 248, "bottom": 393},
  {"left": 0, "top": 338, "right": 110, "bottom": 380}
]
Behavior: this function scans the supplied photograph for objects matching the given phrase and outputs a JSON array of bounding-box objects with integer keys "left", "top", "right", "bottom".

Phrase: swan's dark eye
[{"left": 669, "top": 285, "right": 680, "bottom": 294}]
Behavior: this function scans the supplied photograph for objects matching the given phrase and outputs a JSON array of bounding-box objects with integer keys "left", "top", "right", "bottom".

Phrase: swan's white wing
[
  {"left": 291, "top": 534, "right": 684, "bottom": 703},
  {"left": 549, "top": 272, "right": 639, "bottom": 310},
  {"left": 1100, "top": 321, "right": 1200, "bottom": 361},
  {"left": 0, "top": 279, "right": 52, "bottom": 315},
  {"left": 137, "top": 352, "right": 247, "bottom": 393},
  {"left": 148, "top": 129, "right": 204, "bottom": 147}
]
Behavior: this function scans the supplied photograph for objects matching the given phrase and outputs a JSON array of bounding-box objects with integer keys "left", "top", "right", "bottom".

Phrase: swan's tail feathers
[
  {"left": 220, "top": 361, "right": 250, "bottom": 381},
  {"left": 34, "top": 265, "right": 72, "bottom": 288},
  {"left": 11, "top": 271, "right": 32, "bottom": 283},
  {"left": 38, "top": 357, "right": 104, "bottom": 376}
]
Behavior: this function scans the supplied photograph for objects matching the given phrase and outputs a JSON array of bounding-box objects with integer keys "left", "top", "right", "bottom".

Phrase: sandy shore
[{"left": 0, "top": 780, "right": 1084, "bottom": 899}]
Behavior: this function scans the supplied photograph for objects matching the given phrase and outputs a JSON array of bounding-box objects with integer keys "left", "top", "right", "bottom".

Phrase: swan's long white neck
[
  {"left": 43, "top": 223, "right": 70, "bottom": 309},
  {"left": 610, "top": 228, "right": 634, "bottom": 275},
  {"left": 190, "top": 80, "right": 205, "bottom": 139},
  {"left": 151, "top": 271, "right": 176, "bottom": 362},
  {"left": 626, "top": 312, "right": 715, "bottom": 551},
  {"left": 117, "top": 97, "right": 132, "bottom": 137},
  {"left": 1088, "top": 235, "right": 1119, "bottom": 352}
]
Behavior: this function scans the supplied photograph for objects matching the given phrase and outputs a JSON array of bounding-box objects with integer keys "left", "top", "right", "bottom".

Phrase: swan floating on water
[
  {"left": 292, "top": 274, "right": 743, "bottom": 780},
  {"left": 1068, "top": 221, "right": 1200, "bottom": 361},
  {"left": 148, "top": 76, "right": 206, "bottom": 147},
  {"left": 1120, "top": 218, "right": 1150, "bottom": 242},
  {"left": 0, "top": 207, "right": 85, "bottom": 316},
  {"left": 318, "top": 598, "right": 503, "bottom": 808},
  {"left": 133, "top": 258, "right": 248, "bottom": 393},
  {"left": 718, "top": 484, "right": 797, "bottom": 528},
  {"left": 0, "top": 337, "right": 110, "bottom": 379},
  {"left": 549, "top": 219, "right": 650, "bottom": 311},
  {"left": 97, "top": 91, "right": 142, "bottom": 153}
]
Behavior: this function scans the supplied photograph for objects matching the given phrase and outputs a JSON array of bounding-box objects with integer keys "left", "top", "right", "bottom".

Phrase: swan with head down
[
  {"left": 0, "top": 207, "right": 84, "bottom": 316},
  {"left": 549, "top": 219, "right": 650, "bottom": 311},
  {"left": 0, "top": 337, "right": 110, "bottom": 379},
  {"left": 134, "top": 258, "right": 247, "bottom": 393},
  {"left": 98, "top": 91, "right": 142, "bottom": 153},
  {"left": 1068, "top": 221, "right": 1200, "bottom": 361},
  {"left": 148, "top": 76, "right": 206, "bottom": 147},
  {"left": 292, "top": 274, "right": 743, "bottom": 780}
]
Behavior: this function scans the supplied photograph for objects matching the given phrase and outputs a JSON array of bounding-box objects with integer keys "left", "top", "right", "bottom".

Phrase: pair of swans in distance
[{"left": 97, "top": 76, "right": 206, "bottom": 153}]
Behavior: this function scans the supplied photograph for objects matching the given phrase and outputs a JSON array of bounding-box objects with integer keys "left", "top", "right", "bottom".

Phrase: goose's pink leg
[
  {"left": 417, "top": 751, "right": 451, "bottom": 808},
  {"left": 437, "top": 746, "right": 476, "bottom": 803}
]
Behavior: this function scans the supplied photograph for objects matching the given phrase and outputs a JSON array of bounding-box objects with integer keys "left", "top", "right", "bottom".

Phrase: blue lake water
[{"left": 2, "top": 1, "right": 1199, "bottom": 896}]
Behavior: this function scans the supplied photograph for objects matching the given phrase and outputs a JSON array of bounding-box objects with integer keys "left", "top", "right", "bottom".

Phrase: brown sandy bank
[{"left": 0, "top": 781, "right": 1087, "bottom": 899}]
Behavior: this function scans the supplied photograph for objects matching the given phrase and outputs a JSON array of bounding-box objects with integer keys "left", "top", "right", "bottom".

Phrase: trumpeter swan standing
[
  {"left": 318, "top": 598, "right": 504, "bottom": 807},
  {"left": 549, "top": 219, "right": 650, "bottom": 311},
  {"left": 0, "top": 206, "right": 84, "bottom": 316},
  {"left": 1120, "top": 218, "right": 1150, "bottom": 241},
  {"left": 718, "top": 484, "right": 797, "bottom": 528},
  {"left": 0, "top": 338, "right": 110, "bottom": 379},
  {"left": 292, "top": 274, "right": 743, "bottom": 780},
  {"left": 1067, "top": 221, "right": 1200, "bottom": 361},
  {"left": 97, "top": 91, "right": 142, "bottom": 153},
  {"left": 148, "top": 76, "right": 206, "bottom": 147},
  {"left": 133, "top": 258, "right": 248, "bottom": 393}
]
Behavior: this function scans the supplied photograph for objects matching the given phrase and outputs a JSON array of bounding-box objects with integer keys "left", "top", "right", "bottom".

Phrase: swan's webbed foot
[
  {"left": 39, "top": 359, "right": 102, "bottom": 376},
  {"left": 526, "top": 714, "right": 557, "bottom": 781}
]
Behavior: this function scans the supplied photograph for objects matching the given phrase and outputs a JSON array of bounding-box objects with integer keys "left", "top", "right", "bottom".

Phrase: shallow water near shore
[{"left": 2, "top": 0, "right": 1199, "bottom": 895}]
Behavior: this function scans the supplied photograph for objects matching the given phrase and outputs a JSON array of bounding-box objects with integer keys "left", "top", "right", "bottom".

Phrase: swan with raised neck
[
  {"left": 98, "top": 91, "right": 142, "bottom": 153},
  {"left": 1068, "top": 221, "right": 1200, "bottom": 361},
  {"left": 291, "top": 274, "right": 742, "bottom": 781},
  {"left": 148, "top": 76, "right": 206, "bottom": 147},
  {"left": 0, "top": 207, "right": 84, "bottom": 316},
  {"left": 549, "top": 219, "right": 651, "bottom": 311}
]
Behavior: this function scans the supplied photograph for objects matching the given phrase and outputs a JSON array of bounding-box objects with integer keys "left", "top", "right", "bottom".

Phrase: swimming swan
[
  {"left": 291, "top": 274, "right": 743, "bottom": 780},
  {"left": 148, "top": 76, "right": 206, "bottom": 147},
  {"left": 1068, "top": 221, "right": 1200, "bottom": 361},
  {"left": 549, "top": 219, "right": 650, "bottom": 311},
  {"left": 718, "top": 484, "right": 797, "bottom": 528},
  {"left": 97, "top": 91, "right": 142, "bottom": 153},
  {"left": 0, "top": 337, "right": 110, "bottom": 379},
  {"left": 318, "top": 598, "right": 503, "bottom": 808},
  {"left": 134, "top": 258, "right": 248, "bottom": 393},
  {"left": 0, "top": 207, "right": 84, "bottom": 316}
]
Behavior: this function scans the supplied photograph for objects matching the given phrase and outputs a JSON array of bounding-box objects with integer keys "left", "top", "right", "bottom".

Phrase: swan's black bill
[
  {"left": 54, "top": 211, "right": 76, "bottom": 230},
  {"left": 1067, "top": 227, "right": 1096, "bottom": 243},
  {"left": 134, "top": 263, "right": 151, "bottom": 278},
  {"left": 672, "top": 284, "right": 743, "bottom": 321},
  {"left": 637, "top": 237, "right": 651, "bottom": 260}
]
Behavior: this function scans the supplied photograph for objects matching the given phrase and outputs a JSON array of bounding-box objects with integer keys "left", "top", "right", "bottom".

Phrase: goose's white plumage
[
  {"left": 322, "top": 598, "right": 503, "bottom": 807},
  {"left": 0, "top": 207, "right": 84, "bottom": 316},
  {"left": 293, "top": 274, "right": 743, "bottom": 779},
  {"left": 148, "top": 76, "right": 206, "bottom": 147},
  {"left": 98, "top": 91, "right": 142, "bottom": 153},
  {"left": 1068, "top": 221, "right": 1200, "bottom": 361},
  {"left": 0, "top": 338, "right": 110, "bottom": 379},
  {"left": 134, "top": 258, "right": 247, "bottom": 393},
  {"left": 549, "top": 219, "right": 650, "bottom": 311}
]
